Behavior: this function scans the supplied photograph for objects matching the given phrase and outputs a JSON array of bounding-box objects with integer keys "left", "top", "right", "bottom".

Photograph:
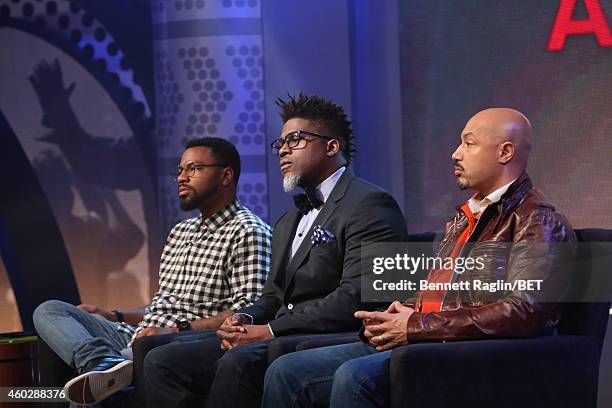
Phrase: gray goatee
[{"left": 283, "top": 174, "right": 301, "bottom": 192}]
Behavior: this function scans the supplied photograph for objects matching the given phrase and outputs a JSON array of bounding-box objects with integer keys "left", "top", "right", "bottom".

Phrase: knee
[
  {"left": 264, "top": 352, "right": 306, "bottom": 389},
  {"left": 143, "top": 345, "right": 182, "bottom": 390},
  {"left": 143, "top": 346, "right": 173, "bottom": 379},
  {"left": 333, "top": 359, "right": 364, "bottom": 391},
  {"left": 33, "top": 300, "right": 71, "bottom": 326},
  {"left": 265, "top": 354, "right": 291, "bottom": 385},
  {"left": 215, "top": 348, "right": 248, "bottom": 374},
  {"left": 331, "top": 356, "right": 389, "bottom": 407}
]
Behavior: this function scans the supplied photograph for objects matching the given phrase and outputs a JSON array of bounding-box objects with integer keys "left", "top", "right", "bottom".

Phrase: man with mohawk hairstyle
[
  {"left": 144, "top": 93, "right": 408, "bottom": 408},
  {"left": 262, "top": 108, "right": 576, "bottom": 408}
]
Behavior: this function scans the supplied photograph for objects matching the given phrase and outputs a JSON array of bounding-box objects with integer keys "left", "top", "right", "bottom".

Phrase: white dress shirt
[
  {"left": 467, "top": 178, "right": 516, "bottom": 218},
  {"left": 290, "top": 166, "right": 346, "bottom": 257}
]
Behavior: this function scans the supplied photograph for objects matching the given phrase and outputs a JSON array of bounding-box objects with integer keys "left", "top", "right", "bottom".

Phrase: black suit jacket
[{"left": 238, "top": 169, "right": 407, "bottom": 336}]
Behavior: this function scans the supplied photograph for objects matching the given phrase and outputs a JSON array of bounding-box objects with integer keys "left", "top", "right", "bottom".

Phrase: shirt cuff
[
  {"left": 267, "top": 323, "right": 275, "bottom": 338},
  {"left": 235, "top": 312, "right": 254, "bottom": 325}
]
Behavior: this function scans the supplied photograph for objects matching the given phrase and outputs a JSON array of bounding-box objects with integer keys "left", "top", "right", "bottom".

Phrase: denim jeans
[
  {"left": 33, "top": 299, "right": 132, "bottom": 371},
  {"left": 262, "top": 341, "right": 392, "bottom": 408}
]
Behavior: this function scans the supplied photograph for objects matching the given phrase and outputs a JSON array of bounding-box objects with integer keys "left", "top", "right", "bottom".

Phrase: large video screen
[{"left": 400, "top": 0, "right": 612, "bottom": 231}]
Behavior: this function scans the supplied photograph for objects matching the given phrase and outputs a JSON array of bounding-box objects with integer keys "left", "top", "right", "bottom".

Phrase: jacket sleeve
[
  {"left": 268, "top": 191, "right": 408, "bottom": 336},
  {"left": 236, "top": 273, "right": 284, "bottom": 324},
  {"left": 405, "top": 207, "right": 576, "bottom": 342}
]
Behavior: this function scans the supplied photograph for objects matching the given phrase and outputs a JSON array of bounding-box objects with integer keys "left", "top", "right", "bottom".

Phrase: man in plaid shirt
[{"left": 33, "top": 137, "right": 272, "bottom": 405}]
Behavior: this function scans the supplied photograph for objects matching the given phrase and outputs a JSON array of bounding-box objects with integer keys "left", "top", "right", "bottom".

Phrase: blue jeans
[
  {"left": 33, "top": 300, "right": 132, "bottom": 371},
  {"left": 262, "top": 342, "right": 391, "bottom": 408}
]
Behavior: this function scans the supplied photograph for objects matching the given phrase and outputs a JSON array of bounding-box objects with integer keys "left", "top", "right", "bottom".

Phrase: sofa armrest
[
  {"left": 390, "top": 335, "right": 601, "bottom": 408},
  {"left": 36, "top": 339, "right": 75, "bottom": 387}
]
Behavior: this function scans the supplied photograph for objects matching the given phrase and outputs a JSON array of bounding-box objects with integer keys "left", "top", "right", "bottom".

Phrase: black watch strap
[
  {"left": 177, "top": 320, "right": 192, "bottom": 332},
  {"left": 111, "top": 310, "right": 124, "bottom": 323}
]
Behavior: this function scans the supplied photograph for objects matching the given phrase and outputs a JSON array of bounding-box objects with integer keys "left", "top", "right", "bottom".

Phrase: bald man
[
  {"left": 261, "top": 108, "right": 576, "bottom": 408},
  {"left": 453, "top": 108, "right": 533, "bottom": 194}
]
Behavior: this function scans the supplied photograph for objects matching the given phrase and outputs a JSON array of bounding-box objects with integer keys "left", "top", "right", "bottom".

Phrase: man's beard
[
  {"left": 283, "top": 174, "right": 301, "bottom": 192},
  {"left": 457, "top": 177, "right": 470, "bottom": 190},
  {"left": 179, "top": 189, "right": 207, "bottom": 211}
]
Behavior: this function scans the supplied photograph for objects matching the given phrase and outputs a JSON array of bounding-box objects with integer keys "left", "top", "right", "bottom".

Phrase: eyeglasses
[
  {"left": 270, "top": 130, "right": 337, "bottom": 156},
  {"left": 173, "top": 163, "right": 226, "bottom": 178}
]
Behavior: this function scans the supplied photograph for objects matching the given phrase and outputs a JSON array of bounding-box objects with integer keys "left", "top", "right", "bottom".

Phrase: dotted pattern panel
[
  {"left": 224, "top": 42, "right": 265, "bottom": 150},
  {"left": 155, "top": 38, "right": 265, "bottom": 155},
  {"left": 236, "top": 172, "right": 268, "bottom": 218},
  {"left": 153, "top": 8, "right": 267, "bottom": 233},
  {"left": 151, "top": 0, "right": 260, "bottom": 23}
]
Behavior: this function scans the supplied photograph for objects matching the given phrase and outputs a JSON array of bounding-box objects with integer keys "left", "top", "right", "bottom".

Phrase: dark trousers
[{"left": 144, "top": 330, "right": 270, "bottom": 408}]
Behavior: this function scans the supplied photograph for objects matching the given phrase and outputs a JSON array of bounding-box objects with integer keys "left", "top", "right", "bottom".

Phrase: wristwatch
[
  {"left": 177, "top": 320, "right": 192, "bottom": 332},
  {"left": 111, "top": 310, "right": 124, "bottom": 323}
]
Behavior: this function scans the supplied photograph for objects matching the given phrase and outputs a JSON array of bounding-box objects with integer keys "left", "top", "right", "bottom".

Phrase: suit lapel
[
  {"left": 274, "top": 209, "right": 301, "bottom": 287},
  {"left": 283, "top": 169, "right": 355, "bottom": 288}
]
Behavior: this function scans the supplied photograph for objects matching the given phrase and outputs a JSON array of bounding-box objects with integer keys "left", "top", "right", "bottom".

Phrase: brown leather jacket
[{"left": 405, "top": 172, "right": 576, "bottom": 342}]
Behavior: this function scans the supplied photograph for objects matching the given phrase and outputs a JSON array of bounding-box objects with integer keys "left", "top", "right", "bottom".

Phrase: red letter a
[{"left": 547, "top": 0, "right": 612, "bottom": 51}]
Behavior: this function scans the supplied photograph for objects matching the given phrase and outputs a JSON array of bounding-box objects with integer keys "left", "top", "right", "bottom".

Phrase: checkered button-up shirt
[{"left": 118, "top": 200, "right": 271, "bottom": 341}]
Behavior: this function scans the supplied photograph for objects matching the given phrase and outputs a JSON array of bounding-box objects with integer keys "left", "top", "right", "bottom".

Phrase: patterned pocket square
[{"left": 311, "top": 225, "right": 336, "bottom": 247}]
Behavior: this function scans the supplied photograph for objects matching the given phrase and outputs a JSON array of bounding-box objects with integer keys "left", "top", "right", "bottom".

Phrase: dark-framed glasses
[
  {"left": 172, "top": 163, "right": 226, "bottom": 178},
  {"left": 270, "top": 130, "right": 336, "bottom": 155}
]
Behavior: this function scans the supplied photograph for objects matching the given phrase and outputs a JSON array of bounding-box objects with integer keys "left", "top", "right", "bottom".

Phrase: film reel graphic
[
  {"left": 0, "top": 0, "right": 163, "bottom": 326},
  {"left": 0, "top": 0, "right": 153, "bottom": 122}
]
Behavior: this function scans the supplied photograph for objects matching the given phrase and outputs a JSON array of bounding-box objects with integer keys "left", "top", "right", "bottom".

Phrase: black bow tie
[{"left": 293, "top": 188, "right": 324, "bottom": 215}]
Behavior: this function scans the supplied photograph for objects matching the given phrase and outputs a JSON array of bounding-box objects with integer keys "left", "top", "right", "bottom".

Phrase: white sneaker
[{"left": 64, "top": 359, "right": 133, "bottom": 405}]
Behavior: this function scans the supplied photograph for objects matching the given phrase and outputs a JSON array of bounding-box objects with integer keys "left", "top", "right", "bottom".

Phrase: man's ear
[
  {"left": 498, "top": 142, "right": 515, "bottom": 164},
  {"left": 221, "top": 167, "right": 234, "bottom": 187},
  {"left": 326, "top": 139, "right": 341, "bottom": 157}
]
